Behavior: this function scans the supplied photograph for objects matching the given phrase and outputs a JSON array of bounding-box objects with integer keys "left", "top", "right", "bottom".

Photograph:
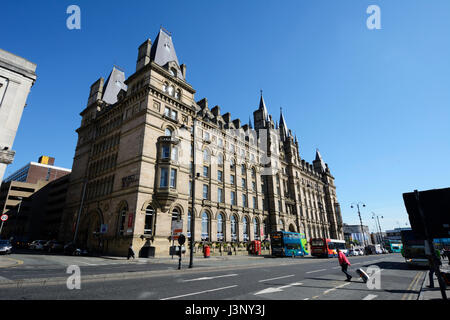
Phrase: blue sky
[{"left": 1, "top": 1, "right": 449, "bottom": 232}]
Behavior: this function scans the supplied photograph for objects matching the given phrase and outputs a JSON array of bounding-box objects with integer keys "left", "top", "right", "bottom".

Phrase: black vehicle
[
  {"left": 45, "top": 240, "right": 64, "bottom": 253},
  {"left": 63, "top": 242, "right": 88, "bottom": 256}
]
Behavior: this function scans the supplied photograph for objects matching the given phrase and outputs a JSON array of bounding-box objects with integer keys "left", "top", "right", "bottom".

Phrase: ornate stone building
[
  {"left": 0, "top": 49, "right": 37, "bottom": 183},
  {"left": 59, "top": 28, "right": 344, "bottom": 257}
]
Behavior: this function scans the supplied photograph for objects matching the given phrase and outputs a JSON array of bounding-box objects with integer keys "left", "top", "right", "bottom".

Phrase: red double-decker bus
[{"left": 310, "top": 238, "right": 348, "bottom": 258}]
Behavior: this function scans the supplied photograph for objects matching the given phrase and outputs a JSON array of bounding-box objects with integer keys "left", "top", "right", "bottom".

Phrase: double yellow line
[{"left": 401, "top": 271, "right": 424, "bottom": 300}]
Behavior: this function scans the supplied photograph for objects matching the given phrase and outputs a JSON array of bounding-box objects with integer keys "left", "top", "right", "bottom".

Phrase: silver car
[{"left": 0, "top": 240, "right": 12, "bottom": 254}]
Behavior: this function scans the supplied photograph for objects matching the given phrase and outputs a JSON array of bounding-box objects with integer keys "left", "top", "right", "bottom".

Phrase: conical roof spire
[
  {"left": 258, "top": 90, "right": 269, "bottom": 121},
  {"left": 314, "top": 148, "right": 327, "bottom": 172},
  {"left": 279, "top": 107, "right": 289, "bottom": 138}
]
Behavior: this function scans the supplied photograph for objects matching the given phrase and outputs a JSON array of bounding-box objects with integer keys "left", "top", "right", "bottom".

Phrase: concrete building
[
  {"left": 343, "top": 224, "right": 372, "bottom": 246},
  {"left": 3, "top": 156, "right": 70, "bottom": 184},
  {"left": 0, "top": 157, "right": 71, "bottom": 240},
  {"left": 0, "top": 49, "right": 37, "bottom": 183},
  {"left": 59, "top": 28, "right": 344, "bottom": 257}
]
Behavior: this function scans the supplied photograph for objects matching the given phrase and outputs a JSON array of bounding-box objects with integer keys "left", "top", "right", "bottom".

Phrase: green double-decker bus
[
  {"left": 270, "top": 231, "right": 309, "bottom": 257},
  {"left": 383, "top": 239, "right": 403, "bottom": 253}
]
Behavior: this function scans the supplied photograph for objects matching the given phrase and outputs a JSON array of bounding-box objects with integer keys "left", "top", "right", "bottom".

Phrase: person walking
[
  {"left": 337, "top": 249, "right": 352, "bottom": 281},
  {"left": 127, "top": 243, "right": 135, "bottom": 260},
  {"left": 427, "top": 249, "right": 442, "bottom": 288}
]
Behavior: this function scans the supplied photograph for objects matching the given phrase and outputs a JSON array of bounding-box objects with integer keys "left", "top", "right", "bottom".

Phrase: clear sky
[{"left": 1, "top": 0, "right": 449, "bottom": 232}]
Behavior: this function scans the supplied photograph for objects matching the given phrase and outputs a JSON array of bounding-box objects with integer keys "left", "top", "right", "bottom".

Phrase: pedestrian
[
  {"left": 127, "top": 243, "right": 135, "bottom": 260},
  {"left": 427, "top": 249, "right": 442, "bottom": 288},
  {"left": 337, "top": 249, "right": 352, "bottom": 281}
]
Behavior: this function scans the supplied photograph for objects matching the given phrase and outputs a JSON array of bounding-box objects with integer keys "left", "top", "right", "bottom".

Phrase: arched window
[
  {"left": 231, "top": 215, "right": 238, "bottom": 241},
  {"left": 171, "top": 208, "right": 180, "bottom": 223},
  {"left": 217, "top": 213, "right": 224, "bottom": 241},
  {"left": 243, "top": 216, "right": 249, "bottom": 242},
  {"left": 203, "top": 149, "right": 210, "bottom": 163},
  {"left": 201, "top": 211, "right": 210, "bottom": 241},
  {"left": 263, "top": 218, "right": 268, "bottom": 239},
  {"left": 217, "top": 153, "right": 223, "bottom": 166},
  {"left": 253, "top": 217, "right": 260, "bottom": 240},
  {"left": 251, "top": 168, "right": 256, "bottom": 179},
  {"left": 118, "top": 203, "right": 128, "bottom": 235},
  {"left": 165, "top": 128, "right": 173, "bottom": 137},
  {"left": 241, "top": 164, "right": 246, "bottom": 175},
  {"left": 230, "top": 158, "right": 235, "bottom": 170},
  {"left": 144, "top": 206, "right": 155, "bottom": 235},
  {"left": 187, "top": 210, "right": 192, "bottom": 239},
  {"left": 279, "top": 219, "right": 285, "bottom": 231}
]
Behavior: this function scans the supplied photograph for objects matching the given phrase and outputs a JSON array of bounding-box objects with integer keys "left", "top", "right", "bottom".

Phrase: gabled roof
[{"left": 150, "top": 28, "right": 184, "bottom": 80}]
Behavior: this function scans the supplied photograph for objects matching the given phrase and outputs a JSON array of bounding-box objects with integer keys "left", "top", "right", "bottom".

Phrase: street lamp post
[
  {"left": 13, "top": 196, "right": 23, "bottom": 239},
  {"left": 317, "top": 201, "right": 327, "bottom": 239},
  {"left": 371, "top": 212, "right": 384, "bottom": 245},
  {"left": 188, "top": 119, "right": 197, "bottom": 269},
  {"left": 351, "top": 202, "right": 366, "bottom": 248}
]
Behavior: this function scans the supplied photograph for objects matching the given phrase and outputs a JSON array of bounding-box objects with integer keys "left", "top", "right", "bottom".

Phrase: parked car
[
  {"left": 44, "top": 240, "right": 64, "bottom": 253},
  {"left": 63, "top": 242, "right": 88, "bottom": 256},
  {"left": 348, "top": 249, "right": 359, "bottom": 256},
  {"left": 0, "top": 240, "right": 13, "bottom": 254},
  {"left": 29, "top": 240, "right": 47, "bottom": 251},
  {"left": 354, "top": 248, "right": 364, "bottom": 256}
]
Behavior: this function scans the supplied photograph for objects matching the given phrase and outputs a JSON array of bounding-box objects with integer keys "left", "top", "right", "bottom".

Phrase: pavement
[{"left": 418, "top": 259, "right": 450, "bottom": 300}]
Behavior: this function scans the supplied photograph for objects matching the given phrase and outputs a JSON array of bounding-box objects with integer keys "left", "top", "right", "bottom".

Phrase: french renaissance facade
[{"left": 59, "top": 28, "right": 344, "bottom": 257}]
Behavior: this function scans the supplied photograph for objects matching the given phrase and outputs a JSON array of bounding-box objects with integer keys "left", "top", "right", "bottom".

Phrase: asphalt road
[{"left": 0, "top": 252, "right": 426, "bottom": 300}]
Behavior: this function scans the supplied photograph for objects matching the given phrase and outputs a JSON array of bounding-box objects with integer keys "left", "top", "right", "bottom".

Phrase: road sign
[
  {"left": 171, "top": 220, "right": 183, "bottom": 240},
  {"left": 100, "top": 224, "right": 108, "bottom": 234},
  {"left": 0, "top": 214, "right": 8, "bottom": 221}
]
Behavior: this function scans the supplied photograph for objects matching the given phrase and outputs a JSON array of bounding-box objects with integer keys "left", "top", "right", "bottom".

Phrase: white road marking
[
  {"left": 332, "top": 266, "right": 341, "bottom": 269},
  {"left": 254, "top": 282, "right": 303, "bottom": 295},
  {"left": 306, "top": 269, "right": 327, "bottom": 274},
  {"left": 0, "top": 276, "right": 13, "bottom": 283},
  {"left": 258, "top": 275, "right": 294, "bottom": 282},
  {"left": 323, "top": 281, "right": 352, "bottom": 295},
  {"left": 160, "top": 285, "right": 238, "bottom": 300},
  {"left": 182, "top": 274, "right": 238, "bottom": 282},
  {"left": 362, "top": 294, "right": 378, "bottom": 300}
]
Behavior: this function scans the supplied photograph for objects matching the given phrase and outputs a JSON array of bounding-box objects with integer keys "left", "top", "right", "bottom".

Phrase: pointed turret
[
  {"left": 279, "top": 107, "right": 289, "bottom": 140},
  {"left": 313, "top": 148, "right": 327, "bottom": 173},
  {"left": 253, "top": 90, "right": 270, "bottom": 130},
  {"left": 150, "top": 27, "right": 184, "bottom": 80},
  {"left": 102, "top": 66, "right": 127, "bottom": 105},
  {"left": 248, "top": 116, "right": 253, "bottom": 129},
  {"left": 258, "top": 90, "right": 270, "bottom": 120}
]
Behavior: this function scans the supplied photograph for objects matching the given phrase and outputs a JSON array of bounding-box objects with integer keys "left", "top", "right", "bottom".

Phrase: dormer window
[
  {"left": 170, "top": 67, "right": 177, "bottom": 77},
  {"left": 175, "top": 89, "right": 181, "bottom": 99}
]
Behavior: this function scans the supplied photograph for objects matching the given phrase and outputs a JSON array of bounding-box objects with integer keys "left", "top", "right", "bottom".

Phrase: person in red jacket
[{"left": 337, "top": 249, "right": 352, "bottom": 281}]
